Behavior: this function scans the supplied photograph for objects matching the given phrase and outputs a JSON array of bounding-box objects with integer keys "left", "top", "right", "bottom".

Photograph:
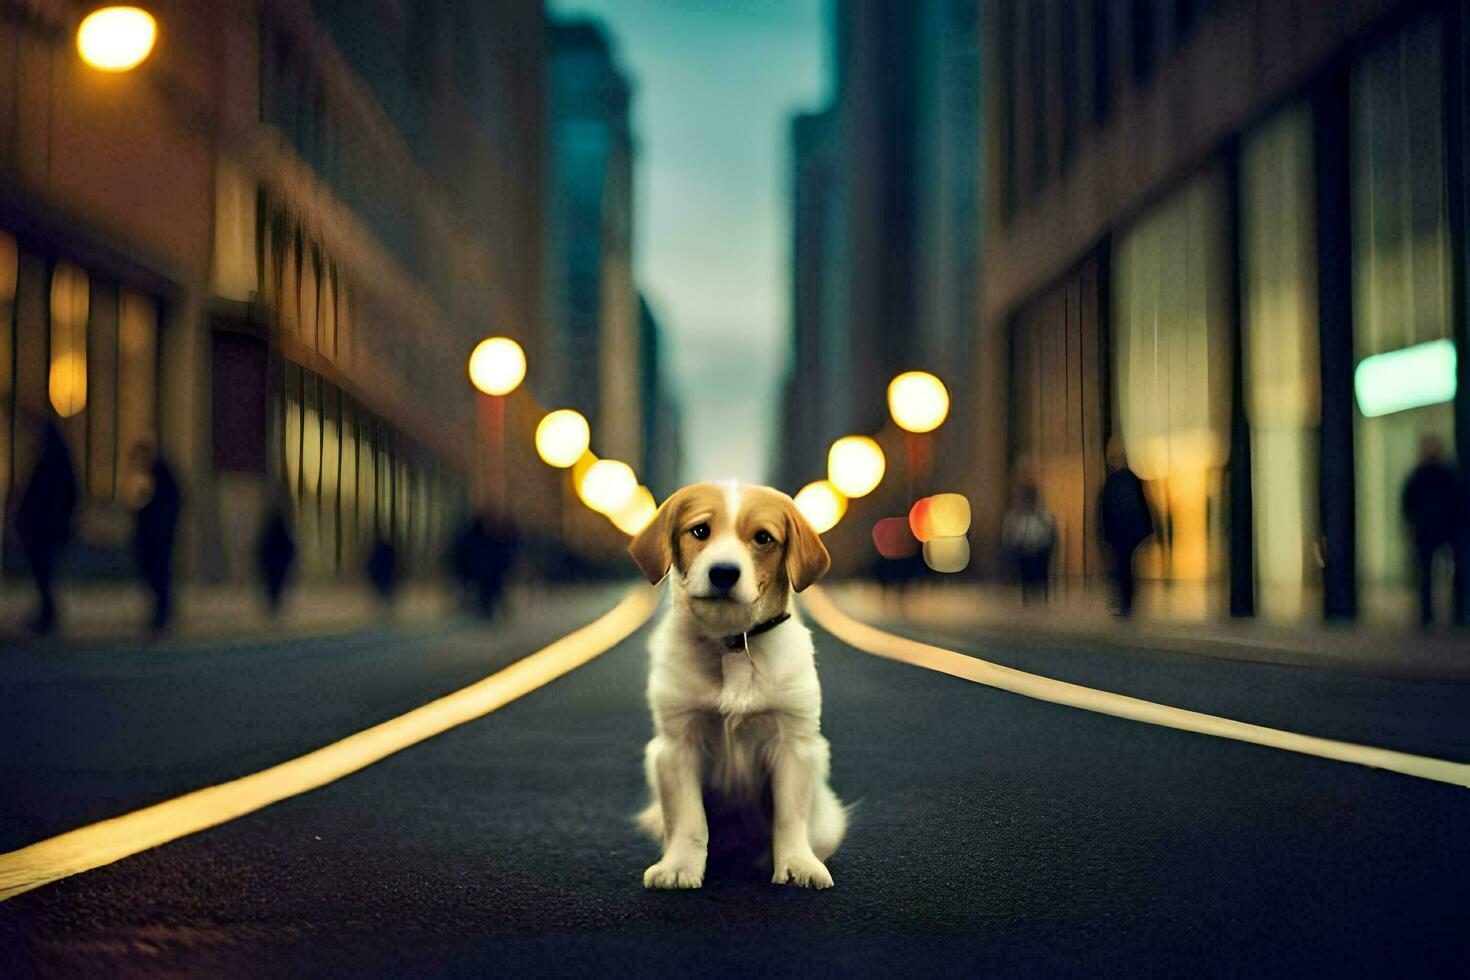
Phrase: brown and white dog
[{"left": 628, "top": 481, "right": 847, "bottom": 890}]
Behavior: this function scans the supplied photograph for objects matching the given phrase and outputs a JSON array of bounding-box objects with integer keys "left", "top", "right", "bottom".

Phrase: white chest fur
[{"left": 718, "top": 648, "right": 763, "bottom": 716}]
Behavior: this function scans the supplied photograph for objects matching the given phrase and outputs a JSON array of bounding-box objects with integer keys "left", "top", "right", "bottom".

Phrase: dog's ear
[
  {"left": 628, "top": 489, "right": 683, "bottom": 585},
  {"left": 783, "top": 495, "right": 831, "bottom": 592}
]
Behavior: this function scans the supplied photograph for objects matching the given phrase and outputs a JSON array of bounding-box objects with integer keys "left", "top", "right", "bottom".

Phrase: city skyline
[{"left": 550, "top": 0, "right": 828, "bottom": 487}]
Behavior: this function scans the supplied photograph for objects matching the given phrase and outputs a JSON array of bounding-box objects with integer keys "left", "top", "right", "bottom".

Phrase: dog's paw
[
  {"left": 643, "top": 857, "right": 704, "bottom": 890},
  {"left": 772, "top": 851, "right": 833, "bottom": 890}
]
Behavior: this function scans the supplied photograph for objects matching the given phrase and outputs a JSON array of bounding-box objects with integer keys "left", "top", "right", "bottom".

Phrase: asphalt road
[{"left": 2, "top": 596, "right": 1467, "bottom": 977}]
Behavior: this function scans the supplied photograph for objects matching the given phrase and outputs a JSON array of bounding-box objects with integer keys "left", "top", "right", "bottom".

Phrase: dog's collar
[{"left": 722, "top": 612, "right": 791, "bottom": 651}]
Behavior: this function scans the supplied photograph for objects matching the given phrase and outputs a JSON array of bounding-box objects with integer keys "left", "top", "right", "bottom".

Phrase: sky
[{"left": 550, "top": 0, "right": 830, "bottom": 488}]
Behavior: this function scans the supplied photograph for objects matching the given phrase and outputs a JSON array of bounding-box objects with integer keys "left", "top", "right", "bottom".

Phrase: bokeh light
[
  {"left": 77, "top": 6, "right": 157, "bottom": 72},
  {"left": 923, "top": 536, "right": 970, "bottom": 573},
  {"left": 610, "top": 485, "right": 657, "bottom": 536},
  {"left": 887, "top": 371, "right": 950, "bottom": 433},
  {"left": 910, "top": 493, "right": 971, "bottom": 541},
  {"left": 578, "top": 458, "right": 637, "bottom": 514},
  {"left": 468, "top": 336, "right": 526, "bottom": 396},
  {"left": 828, "top": 435, "right": 886, "bottom": 498},
  {"left": 48, "top": 353, "right": 87, "bottom": 418},
  {"left": 872, "top": 517, "right": 920, "bottom": 559},
  {"left": 1354, "top": 338, "right": 1457, "bottom": 418},
  {"left": 535, "top": 409, "right": 591, "bottom": 468},
  {"left": 793, "top": 480, "right": 846, "bottom": 534}
]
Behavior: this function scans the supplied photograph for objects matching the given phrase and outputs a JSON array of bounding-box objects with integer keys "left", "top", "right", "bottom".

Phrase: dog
[{"left": 628, "top": 481, "right": 847, "bottom": 890}]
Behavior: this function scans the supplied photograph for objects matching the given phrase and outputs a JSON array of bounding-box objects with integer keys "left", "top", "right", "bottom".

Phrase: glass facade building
[{"left": 986, "top": 1, "right": 1470, "bottom": 624}]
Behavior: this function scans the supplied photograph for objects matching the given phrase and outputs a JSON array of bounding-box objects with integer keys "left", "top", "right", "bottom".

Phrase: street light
[
  {"left": 468, "top": 337, "right": 526, "bottom": 396},
  {"left": 887, "top": 371, "right": 950, "bottom": 433},
  {"left": 827, "top": 435, "right": 886, "bottom": 499},
  {"left": 535, "top": 409, "right": 591, "bottom": 468},
  {"left": 610, "top": 485, "right": 657, "bottom": 536},
  {"left": 77, "top": 6, "right": 157, "bottom": 72},
  {"left": 578, "top": 459, "right": 638, "bottom": 515},
  {"left": 793, "top": 480, "right": 846, "bottom": 534}
]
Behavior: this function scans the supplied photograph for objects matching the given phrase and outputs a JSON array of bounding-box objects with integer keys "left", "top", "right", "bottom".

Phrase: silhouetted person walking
[
  {"left": 1099, "top": 437, "right": 1155, "bottom": 617},
  {"left": 478, "top": 514, "right": 520, "bottom": 618},
  {"left": 449, "top": 517, "right": 488, "bottom": 611},
  {"left": 131, "top": 441, "right": 182, "bottom": 635},
  {"left": 1001, "top": 483, "right": 1056, "bottom": 606},
  {"left": 257, "top": 496, "right": 297, "bottom": 615},
  {"left": 1402, "top": 434, "right": 1462, "bottom": 627},
  {"left": 16, "top": 419, "right": 78, "bottom": 634},
  {"left": 367, "top": 535, "right": 399, "bottom": 607}
]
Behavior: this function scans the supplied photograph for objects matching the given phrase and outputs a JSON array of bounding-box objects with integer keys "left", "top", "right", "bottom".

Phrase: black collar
[{"left": 722, "top": 612, "right": 792, "bottom": 651}]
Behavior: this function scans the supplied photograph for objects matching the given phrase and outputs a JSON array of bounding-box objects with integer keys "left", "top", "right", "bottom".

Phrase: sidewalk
[
  {"left": 0, "top": 578, "right": 516, "bottom": 647},
  {"left": 824, "top": 580, "right": 1470, "bottom": 682}
]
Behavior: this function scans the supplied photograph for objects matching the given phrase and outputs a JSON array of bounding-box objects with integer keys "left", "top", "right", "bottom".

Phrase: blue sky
[{"left": 550, "top": 0, "right": 830, "bottom": 487}]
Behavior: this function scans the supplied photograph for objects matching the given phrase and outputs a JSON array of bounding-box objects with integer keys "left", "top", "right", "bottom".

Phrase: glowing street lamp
[
  {"left": 827, "top": 435, "right": 886, "bottom": 499},
  {"left": 468, "top": 336, "right": 526, "bottom": 396},
  {"left": 535, "top": 409, "right": 591, "bottom": 468},
  {"left": 793, "top": 480, "right": 846, "bottom": 534},
  {"left": 610, "top": 485, "right": 657, "bottom": 536},
  {"left": 578, "top": 458, "right": 638, "bottom": 515},
  {"left": 77, "top": 6, "right": 158, "bottom": 72},
  {"left": 887, "top": 371, "right": 950, "bottom": 433}
]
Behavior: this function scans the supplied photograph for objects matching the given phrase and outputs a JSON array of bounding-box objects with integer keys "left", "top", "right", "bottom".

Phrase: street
[{"left": 2, "top": 588, "right": 1467, "bottom": 977}]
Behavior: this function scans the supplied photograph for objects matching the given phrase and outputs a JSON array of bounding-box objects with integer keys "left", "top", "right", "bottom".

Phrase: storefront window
[
  {"left": 1009, "top": 256, "right": 1107, "bottom": 584},
  {"left": 1113, "top": 169, "right": 1232, "bottom": 592},
  {"left": 1243, "top": 105, "right": 1321, "bottom": 620},
  {"left": 1351, "top": 17, "right": 1454, "bottom": 613},
  {"left": 283, "top": 362, "right": 302, "bottom": 495},
  {"left": 49, "top": 262, "right": 89, "bottom": 420},
  {"left": 116, "top": 289, "right": 157, "bottom": 491}
]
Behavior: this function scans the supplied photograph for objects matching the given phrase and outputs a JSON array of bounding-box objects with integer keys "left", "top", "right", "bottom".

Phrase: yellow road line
[
  {"left": 0, "top": 587, "right": 660, "bottom": 902},
  {"left": 802, "top": 587, "right": 1470, "bottom": 789}
]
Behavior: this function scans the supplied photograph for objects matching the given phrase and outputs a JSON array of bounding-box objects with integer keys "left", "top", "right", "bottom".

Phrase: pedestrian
[
  {"left": 15, "top": 417, "right": 78, "bottom": 634},
  {"left": 1099, "top": 436, "right": 1155, "bottom": 618},
  {"left": 449, "top": 516, "right": 488, "bottom": 611},
  {"left": 130, "top": 440, "right": 182, "bottom": 635},
  {"left": 256, "top": 493, "right": 297, "bottom": 615},
  {"left": 1401, "top": 433, "right": 1462, "bottom": 627},
  {"left": 476, "top": 513, "right": 520, "bottom": 618},
  {"left": 367, "top": 535, "right": 399, "bottom": 607},
  {"left": 1001, "top": 482, "right": 1057, "bottom": 605}
]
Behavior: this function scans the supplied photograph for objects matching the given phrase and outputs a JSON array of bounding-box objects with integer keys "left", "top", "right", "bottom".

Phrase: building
[
  {"left": 637, "top": 294, "right": 683, "bottom": 501},
  {"left": 778, "top": 107, "right": 849, "bottom": 495},
  {"left": 778, "top": 0, "right": 982, "bottom": 571},
  {"left": 1, "top": 0, "right": 547, "bottom": 585},
  {"left": 546, "top": 19, "right": 642, "bottom": 471},
  {"left": 982, "top": 0, "right": 1470, "bottom": 623}
]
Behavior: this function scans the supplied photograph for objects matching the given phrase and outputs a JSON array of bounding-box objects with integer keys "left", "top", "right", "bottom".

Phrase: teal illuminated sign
[{"left": 1354, "top": 339, "right": 1458, "bottom": 418}]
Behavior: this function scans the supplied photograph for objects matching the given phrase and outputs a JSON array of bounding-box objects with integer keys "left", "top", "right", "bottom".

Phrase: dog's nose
[{"left": 708, "top": 563, "right": 741, "bottom": 591}]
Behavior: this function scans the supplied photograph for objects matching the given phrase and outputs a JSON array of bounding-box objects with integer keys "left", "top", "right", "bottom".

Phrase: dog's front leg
[
  {"left": 643, "top": 736, "right": 708, "bottom": 889},
  {"left": 770, "top": 741, "right": 834, "bottom": 889}
]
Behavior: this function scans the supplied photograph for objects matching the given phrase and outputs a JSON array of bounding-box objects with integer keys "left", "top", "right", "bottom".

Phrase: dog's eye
[
  {"left": 752, "top": 530, "right": 776, "bottom": 546},
  {"left": 689, "top": 523, "right": 710, "bottom": 540}
]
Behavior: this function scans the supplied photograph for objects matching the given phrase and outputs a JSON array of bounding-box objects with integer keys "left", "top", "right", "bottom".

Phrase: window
[
  {"left": 87, "top": 282, "right": 118, "bottom": 498},
  {"left": 1243, "top": 105, "right": 1321, "bottom": 620},
  {"left": 1351, "top": 17, "right": 1453, "bottom": 608},
  {"left": 48, "top": 262, "right": 89, "bottom": 421},
  {"left": 1114, "top": 169, "right": 1231, "bottom": 596},
  {"left": 117, "top": 291, "right": 157, "bottom": 501}
]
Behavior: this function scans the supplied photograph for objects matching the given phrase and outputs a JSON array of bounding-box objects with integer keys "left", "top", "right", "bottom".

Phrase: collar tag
[{"left": 722, "top": 611, "right": 791, "bottom": 651}]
